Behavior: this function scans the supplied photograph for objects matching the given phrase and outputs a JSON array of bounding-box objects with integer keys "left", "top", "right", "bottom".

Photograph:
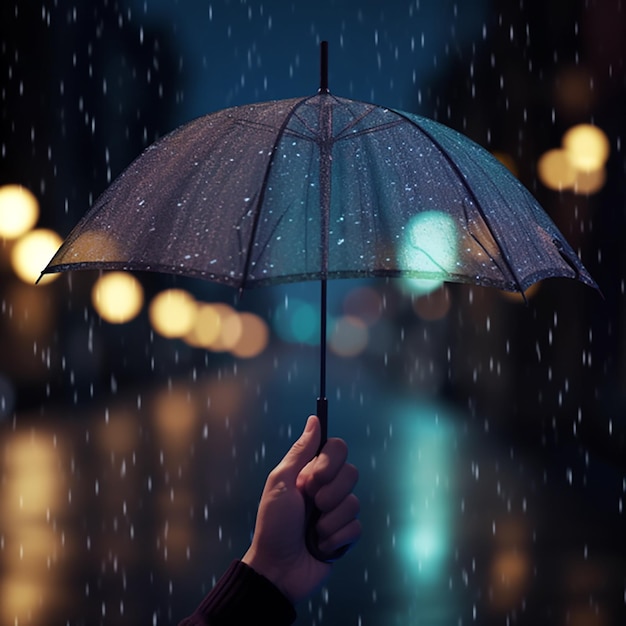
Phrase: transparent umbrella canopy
[{"left": 41, "top": 42, "right": 598, "bottom": 447}]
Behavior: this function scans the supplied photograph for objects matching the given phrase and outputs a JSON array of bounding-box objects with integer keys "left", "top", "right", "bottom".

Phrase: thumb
[{"left": 276, "top": 415, "right": 320, "bottom": 483}]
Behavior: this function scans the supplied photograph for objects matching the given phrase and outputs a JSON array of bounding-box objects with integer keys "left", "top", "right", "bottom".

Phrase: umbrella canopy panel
[{"left": 43, "top": 93, "right": 597, "bottom": 294}]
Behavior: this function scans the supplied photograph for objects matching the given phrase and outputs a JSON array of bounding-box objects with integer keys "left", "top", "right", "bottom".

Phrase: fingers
[
  {"left": 315, "top": 493, "right": 360, "bottom": 540},
  {"left": 313, "top": 462, "right": 359, "bottom": 511},
  {"left": 297, "top": 438, "right": 348, "bottom": 496},
  {"left": 317, "top": 518, "right": 362, "bottom": 555},
  {"left": 272, "top": 416, "right": 321, "bottom": 484}
]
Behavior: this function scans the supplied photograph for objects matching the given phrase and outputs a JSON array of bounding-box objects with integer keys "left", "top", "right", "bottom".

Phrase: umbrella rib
[
  {"left": 238, "top": 97, "right": 311, "bottom": 291},
  {"left": 461, "top": 200, "right": 514, "bottom": 287},
  {"left": 392, "top": 110, "right": 527, "bottom": 293}
]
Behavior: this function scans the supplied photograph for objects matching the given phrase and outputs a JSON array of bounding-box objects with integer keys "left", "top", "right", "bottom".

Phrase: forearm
[{"left": 178, "top": 560, "right": 297, "bottom": 626}]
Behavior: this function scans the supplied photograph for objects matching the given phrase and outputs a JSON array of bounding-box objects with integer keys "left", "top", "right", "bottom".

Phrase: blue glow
[
  {"left": 273, "top": 297, "right": 319, "bottom": 345},
  {"left": 400, "top": 211, "right": 459, "bottom": 295}
]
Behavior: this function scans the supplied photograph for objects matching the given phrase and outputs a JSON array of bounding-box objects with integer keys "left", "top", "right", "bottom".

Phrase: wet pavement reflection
[{"left": 1, "top": 355, "right": 623, "bottom": 625}]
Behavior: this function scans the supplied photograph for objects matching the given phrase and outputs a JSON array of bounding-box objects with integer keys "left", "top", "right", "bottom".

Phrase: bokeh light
[
  {"left": 230, "top": 312, "right": 269, "bottom": 358},
  {"left": 400, "top": 211, "right": 458, "bottom": 296},
  {"left": 537, "top": 149, "right": 577, "bottom": 191},
  {"left": 538, "top": 124, "right": 610, "bottom": 195},
  {"left": 208, "top": 303, "right": 242, "bottom": 351},
  {"left": 11, "top": 229, "right": 63, "bottom": 284},
  {"left": 91, "top": 272, "right": 144, "bottom": 324},
  {"left": 184, "top": 303, "right": 222, "bottom": 348},
  {"left": 274, "top": 296, "right": 320, "bottom": 345},
  {"left": 0, "top": 185, "right": 39, "bottom": 240},
  {"left": 330, "top": 315, "right": 369, "bottom": 357},
  {"left": 573, "top": 168, "right": 607, "bottom": 195},
  {"left": 562, "top": 124, "right": 610, "bottom": 172},
  {"left": 149, "top": 288, "right": 197, "bottom": 337},
  {"left": 153, "top": 386, "right": 198, "bottom": 451}
]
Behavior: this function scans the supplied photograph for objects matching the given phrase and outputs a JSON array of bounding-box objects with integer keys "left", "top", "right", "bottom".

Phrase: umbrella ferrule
[{"left": 318, "top": 40, "right": 330, "bottom": 94}]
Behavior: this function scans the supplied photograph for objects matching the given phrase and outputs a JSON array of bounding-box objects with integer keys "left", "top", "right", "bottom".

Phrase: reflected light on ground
[
  {"left": 92, "top": 272, "right": 144, "bottom": 324},
  {"left": 11, "top": 229, "right": 63, "bottom": 284},
  {"left": 230, "top": 312, "right": 269, "bottom": 358},
  {"left": 398, "top": 407, "right": 453, "bottom": 583},
  {"left": 489, "top": 549, "right": 530, "bottom": 611},
  {"left": 330, "top": 315, "right": 369, "bottom": 357},
  {"left": 0, "top": 185, "right": 39, "bottom": 240},
  {"left": 153, "top": 387, "right": 196, "bottom": 570},
  {"left": 1, "top": 432, "right": 63, "bottom": 625},
  {"left": 149, "top": 288, "right": 197, "bottom": 337},
  {"left": 489, "top": 519, "right": 530, "bottom": 612},
  {"left": 153, "top": 386, "right": 197, "bottom": 451}
]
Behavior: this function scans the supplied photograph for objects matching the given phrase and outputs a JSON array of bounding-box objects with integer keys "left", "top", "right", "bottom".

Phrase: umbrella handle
[
  {"left": 305, "top": 498, "right": 351, "bottom": 563},
  {"left": 304, "top": 397, "right": 351, "bottom": 562}
]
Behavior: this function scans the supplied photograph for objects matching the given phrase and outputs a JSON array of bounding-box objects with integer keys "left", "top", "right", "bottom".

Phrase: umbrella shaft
[
  {"left": 318, "top": 278, "right": 328, "bottom": 452},
  {"left": 317, "top": 91, "right": 332, "bottom": 450}
]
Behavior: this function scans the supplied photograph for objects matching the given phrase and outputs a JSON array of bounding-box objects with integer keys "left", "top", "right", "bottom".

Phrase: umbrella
[{"left": 41, "top": 42, "right": 597, "bottom": 556}]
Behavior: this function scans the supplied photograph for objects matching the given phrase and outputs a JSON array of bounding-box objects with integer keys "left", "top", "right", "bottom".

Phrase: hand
[{"left": 241, "top": 415, "right": 361, "bottom": 605}]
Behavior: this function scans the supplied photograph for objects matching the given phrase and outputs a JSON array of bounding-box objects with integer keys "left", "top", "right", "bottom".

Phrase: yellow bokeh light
[
  {"left": 196, "top": 303, "right": 241, "bottom": 352},
  {"left": 11, "top": 229, "right": 63, "bottom": 284},
  {"left": 153, "top": 387, "right": 197, "bottom": 450},
  {"left": 562, "top": 124, "right": 610, "bottom": 172},
  {"left": 149, "top": 288, "right": 197, "bottom": 337},
  {"left": 92, "top": 272, "right": 144, "bottom": 324},
  {"left": 573, "top": 167, "right": 607, "bottom": 195},
  {"left": 537, "top": 149, "right": 576, "bottom": 191},
  {"left": 0, "top": 185, "right": 39, "bottom": 240},
  {"left": 214, "top": 304, "right": 243, "bottom": 351},
  {"left": 185, "top": 303, "right": 222, "bottom": 348},
  {"left": 231, "top": 312, "right": 269, "bottom": 358}
]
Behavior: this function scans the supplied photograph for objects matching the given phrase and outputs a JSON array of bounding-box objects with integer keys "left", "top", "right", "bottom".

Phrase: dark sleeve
[{"left": 178, "top": 560, "right": 297, "bottom": 626}]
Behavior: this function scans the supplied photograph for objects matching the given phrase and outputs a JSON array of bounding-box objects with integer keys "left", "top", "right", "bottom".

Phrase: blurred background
[{"left": 0, "top": 0, "right": 624, "bottom": 624}]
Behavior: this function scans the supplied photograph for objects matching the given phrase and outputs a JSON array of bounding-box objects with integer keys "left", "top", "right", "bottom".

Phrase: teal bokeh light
[
  {"left": 273, "top": 296, "right": 320, "bottom": 345},
  {"left": 400, "top": 210, "right": 459, "bottom": 296}
]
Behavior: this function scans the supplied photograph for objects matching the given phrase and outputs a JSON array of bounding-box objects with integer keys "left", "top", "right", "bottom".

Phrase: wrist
[{"left": 241, "top": 547, "right": 293, "bottom": 604}]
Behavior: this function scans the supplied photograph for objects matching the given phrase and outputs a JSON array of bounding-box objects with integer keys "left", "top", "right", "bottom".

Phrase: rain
[{"left": 1, "top": 0, "right": 625, "bottom": 625}]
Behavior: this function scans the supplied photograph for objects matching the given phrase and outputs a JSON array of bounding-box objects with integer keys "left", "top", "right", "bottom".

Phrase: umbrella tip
[{"left": 318, "top": 41, "right": 330, "bottom": 94}]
